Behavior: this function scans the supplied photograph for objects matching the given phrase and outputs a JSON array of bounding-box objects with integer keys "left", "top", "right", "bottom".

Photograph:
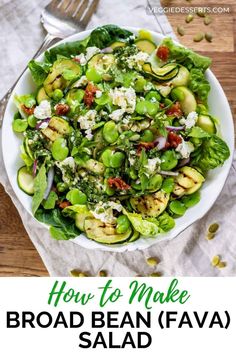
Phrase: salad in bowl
[{"left": 10, "top": 25, "right": 230, "bottom": 246}]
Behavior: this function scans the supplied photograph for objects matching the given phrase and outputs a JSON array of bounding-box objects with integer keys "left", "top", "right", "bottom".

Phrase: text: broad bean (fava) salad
[{"left": 13, "top": 25, "right": 230, "bottom": 244}]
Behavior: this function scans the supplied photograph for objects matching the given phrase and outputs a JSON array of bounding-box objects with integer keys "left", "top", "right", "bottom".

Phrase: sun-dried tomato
[
  {"left": 165, "top": 131, "right": 182, "bottom": 149},
  {"left": 84, "top": 83, "right": 97, "bottom": 107},
  {"left": 156, "top": 45, "right": 169, "bottom": 61},
  {"left": 58, "top": 200, "right": 71, "bottom": 209},
  {"left": 107, "top": 177, "right": 131, "bottom": 190},
  {"left": 55, "top": 103, "right": 70, "bottom": 116},
  {"left": 166, "top": 102, "right": 183, "bottom": 117},
  {"left": 137, "top": 141, "right": 155, "bottom": 155},
  {"left": 21, "top": 104, "right": 35, "bottom": 115}
]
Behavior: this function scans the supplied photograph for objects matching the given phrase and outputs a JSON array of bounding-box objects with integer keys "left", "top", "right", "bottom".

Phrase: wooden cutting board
[{"left": 0, "top": 0, "right": 235, "bottom": 277}]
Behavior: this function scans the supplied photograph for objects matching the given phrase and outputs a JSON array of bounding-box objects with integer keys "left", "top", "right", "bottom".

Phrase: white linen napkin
[{"left": 0, "top": 0, "right": 235, "bottom": 276}]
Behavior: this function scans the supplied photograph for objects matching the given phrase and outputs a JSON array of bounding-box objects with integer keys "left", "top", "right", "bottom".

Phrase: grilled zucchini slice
[
  {"left": 84, "top": 218, "right": 132, "bottom": 244},
  {"left": 130, "top": 191, "right": 170, "bottom": 217},
  {"left": 17, "top": 166, "right": 34, "bottom": 195},
  {"left": 135, "top": 39, "right": 156, "bottom": 54},
  {"left": 173, "top": 166, "right": 205, "bottom": 196},
  {"left": 44, "top": 59, "right": 82, "bottom": 96},
  {"left": 37, "top": 87, "right": 50, "bottom": 104},
  {"left": 81, "top": 159, "right": 105, "bottom": 175},
  {"left": 87, "top": 53, "right": 115, "bottom": 74},
  {"left": 42, "top": 116, "right": 70, "bottom": 141},
  {"left": 197, "top": 114, "right": 216, "bottom": 134}
]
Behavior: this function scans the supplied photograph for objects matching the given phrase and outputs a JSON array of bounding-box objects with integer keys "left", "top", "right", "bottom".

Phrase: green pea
[
  {"left": 162, "top": 177, "right": 175, "bottom": 193},
  {"left": 160, "top": 150, "right": 178, "bottom": 171},
  {"left": 110, "top": 152, "right": 125, "bottom": 168},
  {"left": 66, "top": 189, "right": 87, "bottom": 205},
  {"left": 169, "top": 200, "right": 186, "bottom": 216},
  {"left": 116, "top": 215, "right": 131, "bottom": 234},
  {"left": 141, "top": 129, "right": 154, "bottom": 142},
  {"left": 27, "top": 115, "right": 37, "bottom": 128},
  {"left": 57, "top": 182, "right": 69, "bottom": 192},
  {"left": 101, "top": 149, "right": 112, "bottom": 167},
  {"left": 181, "top": 191, "right": 200, "bottom": 208},
  {"left": 51, "top": 138, "right": 69, "bottom": 161},
  {"left": 171, "top": 87, "right": 185, "bottom": 102},
  {"left": 134, "top": 77, "right": 147, "bottom": 92},
  {"left": 86, "top": 67, "right": 102, "bottom": 83},
  {"left": 103, "top": 121, "right": 119, "bottom": 143},
  {"left": 12, "top": 119, "right": 28, "bottom": 133},
  {"left": 53, "top": 89, "right": 63, "bottom": 101},
  {"left": 145, "top": 91, "right": 161, "bottom": 102},
  {"left": 148, "top": 174, "right": 163, "bottom": 192}
]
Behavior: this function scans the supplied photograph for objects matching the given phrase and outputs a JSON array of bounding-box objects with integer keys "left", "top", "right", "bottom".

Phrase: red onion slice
[
  {"left": 101, "top": 47, "right": 113, "bottom": 53},
  {"left": 177, "top": 157, "right": 190, "bottom": 168},
  {"left": 44, "top": 167, "right": 54, "bottom": 199},
  {"left": 166, "top": 125, "right": 184, "bottom": 131},
  {"left": 159, "top": 170, "right": 179, "bottom": 176},
  {"left": 33, "top": 160, "right": 37, "bottom": 177},
  {"left": 36, "top": 118, "right": 51, "bottom": 130},
  {"left": 154, "top": 136, "right": 167, "bottom": 150}
]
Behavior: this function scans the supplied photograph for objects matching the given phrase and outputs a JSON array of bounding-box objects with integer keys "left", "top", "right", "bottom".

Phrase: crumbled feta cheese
[
  {"left": 180, "top": 111, "right": 198, "bottom": 129},
  {"left": 109, "top": 87, "right": 136, "bottom": 113},
  {"left": 145, "top": 157, "right": 161, "bottom": 174},
  {"left": 128, "top": 156, "right": 136, "bottom": 166},
  {"left": 176, "top": 138, "right": 194, "bottom": 159},
  {"left": 127, "top": 51, "right": 149, "bottom": 70},
  {"left": 73, "top": 75, "right": 88, "bottom": 87},
  {"left": 109, "top": 109, "right": 125, "bottom": 122},
  {"left": 95, "top": 90, "right": 102, "bottom": 98},
  {"left": 34, "top": 100, "right": 51, "bottom": 120},
  {"left": 74, "top": 53, "right": 86, "bottom": 65},
  {"left": 85, "top": 128, "right": 93, "bottom": 140},
  {"left": 78, "top": 110, "right": 97, "bottom": 130},
  {"left": 91, "top": 201, "right": 122, "bottom": 223},
  {"left": 55, "top": 157, "right": 76, "bottom": 184},
  {"left": 85, "top": 46, "right": 100, "bottom": 61}
]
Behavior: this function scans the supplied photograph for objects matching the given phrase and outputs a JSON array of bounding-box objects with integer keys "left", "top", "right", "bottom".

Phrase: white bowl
[{"left": 2, "top": 27, "right": 234, "bottom": 252}]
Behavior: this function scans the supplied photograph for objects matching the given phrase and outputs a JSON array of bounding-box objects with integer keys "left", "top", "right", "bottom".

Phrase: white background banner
[{"left": 0, "top": 277, "right": 235, "bottom": 353}]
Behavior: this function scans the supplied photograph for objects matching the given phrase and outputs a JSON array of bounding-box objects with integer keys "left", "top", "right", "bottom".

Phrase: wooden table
[{"left": 0, "top": 1, "right": 235, "bottom": 276}]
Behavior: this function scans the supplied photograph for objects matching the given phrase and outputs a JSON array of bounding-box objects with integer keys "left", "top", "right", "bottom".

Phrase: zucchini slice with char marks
[
  {"left": 84, "top": 218, "right": 132, "bottom": 244},
  {"left": 87, "top": 53, "right": 115, "bottom": 74},
  {"left": 130, "top": 191, "right": 170, "bottom": 217},
  {"left": 44, "top": 59, "right": 82, "bottom": 97},
  {"left": 134, "top": 39, "right": 156, "bottom": 54},
  {"left": 173, "top": 166, "right": 205, "bottom": 196},
  {"left": 42, "top": 116, "right": 70, "bottom": 142}
]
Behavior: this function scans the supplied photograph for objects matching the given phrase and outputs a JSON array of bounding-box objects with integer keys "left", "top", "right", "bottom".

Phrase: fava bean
[
  {"left": 116, "top": 215, "right": 131, "bottom": 234},
  {"left": 110, "top": 151, "right": 125, "bottom": 168},
  {"left": 53, "top": 89, "right": 63, "bottom": 101},
  {"left": 145, "top": 91, "right": 161, "bottom": 102},
  {"left": 160, "top": 150, "right": 178, "bottom": 170},
  {"left": 95, "top": 92, "right": 111, "bottom": 106},
  {"left": 134, "top": 77, "right": 147, "bottom": 92},
  {"left": 169, "top": 200, "right": 186, "bottom": 216},
  {"left": 12, "top": 119, "right": 28, "bottom": 133},
  {"left": 161, "top": 177, "right": 175, "bottom": 193},
  {"left": 66, "top": 189, "right": 87, "bottom": 205},
  {"left": 51, "top": 137, "right": 69, "bottom": 161},
  {"left": 86, "top": 67, "right": 102, "bottom": 83},
  {"left": 148, "top": 174, "right": 163, "bottom": 191},
  {"left": 27, "top": 115, "right": 37, "bottom": 128},
  {"left": 24, "top": 96, "right": 36, "bottom": 108},
  {"left": 103, "top": 121, "right": 119, "bottom": 143},
  {"left": 101, "top": 149, "right": 112, "bottom": 167},
  {"left": 141, "top": 129, "right": 154, "bottom": 142},
  {"left": 181, "top": 191, "right": 200, "bottom": 208},
  {"left": 164, "top": 98, "right": 173, "bottom": 107}
]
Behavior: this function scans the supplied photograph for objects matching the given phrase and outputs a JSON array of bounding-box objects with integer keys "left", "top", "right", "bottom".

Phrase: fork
[{"left": 0, "top": 0, "right": 99, "bottom": 126}]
